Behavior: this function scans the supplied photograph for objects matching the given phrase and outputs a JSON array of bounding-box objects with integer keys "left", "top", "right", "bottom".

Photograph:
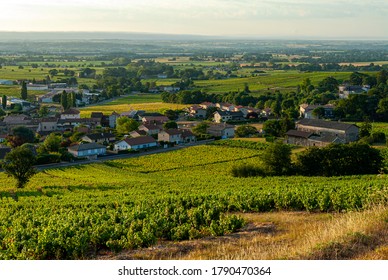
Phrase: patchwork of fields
[{"left": 0, "top": 143, "right": 387, "bottom": 259}]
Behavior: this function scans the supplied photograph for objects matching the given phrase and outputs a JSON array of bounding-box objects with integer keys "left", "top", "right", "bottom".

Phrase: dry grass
[{"left": 97, "top": 206, "right": 388, "bottom": 260}]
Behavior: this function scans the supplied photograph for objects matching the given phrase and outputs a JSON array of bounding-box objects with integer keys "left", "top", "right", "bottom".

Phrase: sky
[{"left": 1, "top": 0, "right": 388, "bottom": 39}]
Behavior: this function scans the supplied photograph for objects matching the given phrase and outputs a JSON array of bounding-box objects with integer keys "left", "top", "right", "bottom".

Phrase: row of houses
[
  {"left": 67, "top": 120, "right": 236, "bottom": 159},
  {"left": 68, "top": 128, "right": 196, "bottom": 159},
  {"left": 187, "top": 102, "right": 271, "bottom": 122},
  {"left": 285, "top": 119, "right": 359, "bottom": 147}
]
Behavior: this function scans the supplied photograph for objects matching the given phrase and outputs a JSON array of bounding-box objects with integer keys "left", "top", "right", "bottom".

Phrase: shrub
[
  {"left": 36, "top": 153, "right": 61, "bottom": 165},
  {"left": 372, "top": 132, "right": 386, "bottom": 143},
  {"left": 230, "top": 163, "right": 266, "bottom": 178}
]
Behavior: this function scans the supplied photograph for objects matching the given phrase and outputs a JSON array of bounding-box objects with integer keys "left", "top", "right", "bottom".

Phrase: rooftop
[{"left": 297, "top": 119, "right": 357, "bottom": 131}]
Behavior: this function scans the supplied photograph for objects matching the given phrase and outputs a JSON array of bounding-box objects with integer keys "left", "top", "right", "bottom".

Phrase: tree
[
  {"left": 163, "top": 121, "right": 178, "bottom": 130},
  {"left": 116, "top": 117, "right": 139, "bottom": 134},
  {"left": 376, "top": 97, "right": 388, "bottom": 121},
  {"left": 69, "top": 92, "right": 77, "bottom": 107},
  {"left": 262, "top": 141, "right": 292, "bottom": 176},
  {"left": 235, "top": 125, "right": 257, "bottom": 137},
  {"left": 206, "top": 107, "right": 218, "bottom": 120},
  {"left": 163, "top": 109, "right": 179, "bottom": 120},
  {"left": 7, "top": 126, "right": 35, "bottom": 148},
  {"left": 43, "top": 133, "right": 62, "bottom": 153},
  {"left": 38, "top": 105, "right": 49, "bottom": 117},
  {"left": 48, "top": 69, "right": 58, "bottom": 77},
  {"left": 2, "top": 95, "right": 6, "bottom": 109},
  {"left": 296, "top": 143, "right": 382, "bottom": 176},
  {"left": 312, "top": 107, "right": 325, "bottom": 119},
  {"left": 21, "top": 81, "right": 27, "bottom": 100},
  {"left": 60, "top": 91, "right": 68, "bottom": 110},
  {"left": 3, "top": 146, "right": 36, "bottom": 188},
  {"left": 263, "top": 118, "right": 295, "bottom": 137},
  {"left": 318, "top": 76, "right": 339, "bottom": 92},
  {"left": 359, "top": 119, "right": 372, "bottom": 138},
  {"left": 192, "top": 121, "right": 210, "bottom": 136}
]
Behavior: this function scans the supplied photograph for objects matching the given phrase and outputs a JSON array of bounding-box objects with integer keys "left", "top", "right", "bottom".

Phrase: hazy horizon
[
  {"left": 0, "top": 31, "right": 387, "bottom": 42},
  {"left": 1, "top": 0, "right": 387, "bottom": 39}
]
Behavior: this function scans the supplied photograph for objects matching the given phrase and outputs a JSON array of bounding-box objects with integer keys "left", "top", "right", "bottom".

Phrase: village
[{"left": 0, "top": 82, "right": 364, "bottom": 165}]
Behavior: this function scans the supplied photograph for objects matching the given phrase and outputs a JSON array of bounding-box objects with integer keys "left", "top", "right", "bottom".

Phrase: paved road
[{"left": 35, "top": 139, "right": 214, "bottom": 171}]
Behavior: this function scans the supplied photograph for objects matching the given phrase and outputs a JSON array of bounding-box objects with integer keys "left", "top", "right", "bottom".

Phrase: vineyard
[{"left": 0, "top": 144, "right": 388, "bottom": 259}]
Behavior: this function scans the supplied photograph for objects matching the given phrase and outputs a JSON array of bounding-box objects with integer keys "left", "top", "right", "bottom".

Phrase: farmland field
[
  {"left": 194, "top": 71, "right": 353, "bottom": 94},
  {"left": 79, "top": 94, "right": 188, "bottom": 117},
  {"left": 0, "top": 143, "right": 387, "bottom": 259}
]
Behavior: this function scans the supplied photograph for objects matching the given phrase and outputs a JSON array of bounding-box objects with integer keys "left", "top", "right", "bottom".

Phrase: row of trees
[{"left": 232, "top": 142, "right": 383, "bottom": 178}]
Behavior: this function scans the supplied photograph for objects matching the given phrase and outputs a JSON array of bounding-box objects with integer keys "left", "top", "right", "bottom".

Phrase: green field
[
  {"left": 0, "top": 85, "right": 48, "bottom": 97},
  {"left": 79, "top": 93, "right": 188, "bottom": 117},
  {"left": 195, "top": 71, "right": 353, "bottom": 94},
  {"left": 0, "top": 143, "right": 387, "bottom": 259}
]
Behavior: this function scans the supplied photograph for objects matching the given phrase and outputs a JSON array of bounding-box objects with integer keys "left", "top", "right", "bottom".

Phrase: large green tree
[
  {"left": 262, "top": 141, "right": 292, "bottom": 176},
  {"left": 20, "top": 81, "right": 28, "bottom": 100},
  {"left": 43, "top": 133, "right": 62, "bottom": 153},
  {"left": 60, "top": 91, "right": 69, "bottom": 110},
  {"left": 163, "top": 121, "right": 178, "bottom": 130},
  {"left": 235, "top": 125, "right": 257, "bottom": 137},
  {"left": 7, "top": 126, "right": 35, "bottom": 148},
  {"left": 116, "top": 117, "right": 139, "bottom": 134},
  {"left": 3, "top": 146, "right": 36, "bottom": 188},
  {"left": 2, "top": 94, "right": 7, "bottom": 109}
]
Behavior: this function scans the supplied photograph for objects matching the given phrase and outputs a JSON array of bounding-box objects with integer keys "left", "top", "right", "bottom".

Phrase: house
[
  {"left": 234, "top": 106, "right": 250, "bottom": 118},
  {"left": 114, "top": 136, "right": 157, "bottom": 151},
  {"left": 339, "top": 84, "right": 370, "bottom": 99},
  {"left": 57, "top": 118, "right": 101, "bottom": 131},
  {"left": 261, "top": 108, "right": 272, "bottom": 118},
  {"left": 81, "top": 92, "right": 100, "bottom": 105},
  {"left": 291, "top": 119, "right": 359, "bottom": 145},
  {"left": 188, "top": 105, "right": 207, "bottom": 119},
  {"left": 121, "top": 110, "right": 146, "bottom": 119},
  {"left": 200, "top": 102, "right": 216, "bottom": 109},
  {"left": 81, "top": 132, "right": 116, "bottom": 144},
  {"left": 163, "top": 86, "right": 180, "bottom": 92},
  {"left": 299, "top": 103, "right": 335, "bottom": 119},
  {"left": 285, "top": 130, "right": 313, "bottom": 146},
  {"left": 60, "top": 108, "right": 81, "bottom": 120},
  {"left": 138, "top": 124, "right": 161, "bottom": 135},
  {"left": 216, "top": 102, "right": 235, "bottom": 112},
  {"left": 91, "top": 112, "right": 109, "bottom": 127},
  {"left": 36, "top": 91, "right": 61, "bottom": 103},
  {"left": 181, "top": 129, "right": 196, "bottom": 143},
  {"left": 129, "top": 130, "right": 148, "bottom": 138},
  {"left": 3, "top": 114, "right": 31, "bottom": 126},
  {"left": 213, "top": 111, "right": 244, "bottom": 123},
  {"left": 285, "top": 129, "right": 344, "bottom": 147},
  {"left": 0, "top": 80, "right": 13, "bottom": 85},
  {"left": 207, "top": 123, "right": 235, "bottom": 138},
  {"left": 141, "top": 115, "right": 169, "bottom": 124},
  {"left": 0, "top": 147, "right": 11, "bottom": 160},
  {"left": 46, "top": 105, "right": 62, "bottom": 115},
  {"left": 158, "top": 129, "right": 196, "bottom": 144},
  {"left": 37, "top": 118, "right": 58, "bottom": 133},
  {"left": 67, "top": 143, "right": 106, "bottom": 159},
  {"left": 0, "top": 134, "right": 7, "bottom": 143},
  {"left": 109, "top": 112, "right": 120, "bottom": 128},
  {"left": 26, "top": 84, "right": 49, "bottom": 91},
  {"left": 5, "top": 97, "right": 32, "bottom": 111}
]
